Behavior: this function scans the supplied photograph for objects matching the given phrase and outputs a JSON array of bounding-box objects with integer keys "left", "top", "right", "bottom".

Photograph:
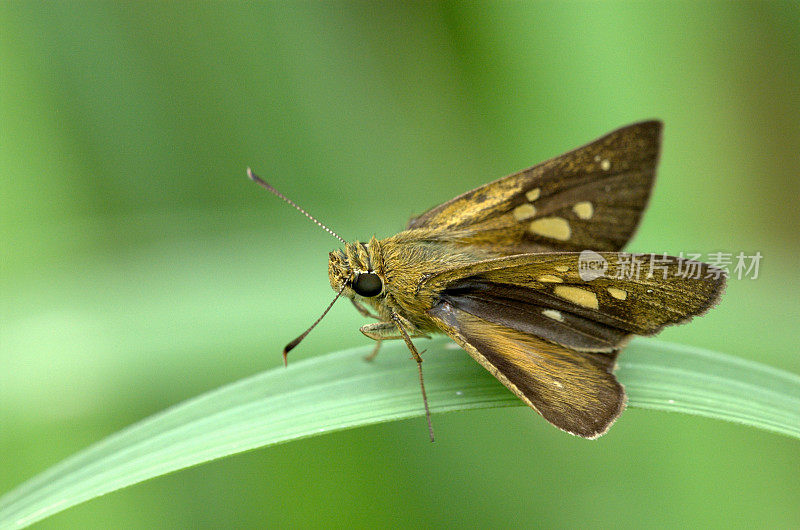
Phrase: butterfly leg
[
  {"left": 364, "top": 340, "right": 383, "bottom": 362},
  {"left": 361, "top": 320, "right": 424, "bottom": 362},
  {"left": 351, "top": 299, "right": 381, "bottom": 320},
  {"left": 359, "top": 320, "right": 430, "bottom": 344},
  {"left": 359, "top": 322, "right": 396, "bottom": 362},
  {"left": 391, "top": 312, "right": 435, "bottom": 442},
  {"left": 352, "top": 300, "right": 385, "bottom": 360},
  {"left": 359, "top": 317, "right": 435, "bottom": 441}
]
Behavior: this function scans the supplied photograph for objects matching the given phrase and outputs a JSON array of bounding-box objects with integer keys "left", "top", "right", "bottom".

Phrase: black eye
[{"left": 352, "top": 272, "right": 383, "bottom": 297}]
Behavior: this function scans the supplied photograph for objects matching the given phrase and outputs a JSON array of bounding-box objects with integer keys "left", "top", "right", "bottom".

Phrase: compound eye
[{"left": 352, "top": 272, "right": 383, "bottom": 297}]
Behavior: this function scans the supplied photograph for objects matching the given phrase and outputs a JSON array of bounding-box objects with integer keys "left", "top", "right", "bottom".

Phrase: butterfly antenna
[
  {"left": 247, "top": 168, "right": 346, "bottom": 244},
  {"left": 282, "top": 284, "right": 347, "bottom": 366}
]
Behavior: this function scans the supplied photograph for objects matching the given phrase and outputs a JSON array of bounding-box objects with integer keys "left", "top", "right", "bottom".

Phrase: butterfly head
[{"left": 328, "top": 238, "right": 385, "bottom": 299}]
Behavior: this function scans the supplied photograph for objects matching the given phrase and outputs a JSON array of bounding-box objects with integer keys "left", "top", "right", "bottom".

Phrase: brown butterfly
[{"left": 249, "top": 120, "right": 726, "bottom": 440}]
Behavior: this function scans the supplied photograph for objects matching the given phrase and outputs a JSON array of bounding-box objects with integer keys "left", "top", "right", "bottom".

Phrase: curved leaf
[{"left": 1, "top": 338, "right": 798, "bottom": 528}]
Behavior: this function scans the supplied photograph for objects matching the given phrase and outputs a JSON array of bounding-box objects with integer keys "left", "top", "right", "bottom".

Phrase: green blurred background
[{"left": 2, "top": 1, "right": 798, "bottom": 528}]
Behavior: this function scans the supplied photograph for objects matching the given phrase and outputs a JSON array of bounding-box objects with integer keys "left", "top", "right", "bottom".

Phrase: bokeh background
[{"left": 2, "top": 1, "right": 798, "bottom": 528}]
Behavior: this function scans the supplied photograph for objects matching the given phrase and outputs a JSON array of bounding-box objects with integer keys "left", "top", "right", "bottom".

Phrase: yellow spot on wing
[
  {"left": 555, "top": 265, "right": 569, "bottom": 272},
  {"left": 542, "top": 309, "right": 564, "bottom": 322},
  {"left": 526, "top": 188, "right": 541, "bottom": 201},
  {"left": 537, "top": 275, "right": 563, "bottom": 283},
  {"left": 601, "top": 159, "right": 611, "bottom": 171},
  {"left": 572, "top": 201, "right": 594, "bottom": 220},
  {"left": 607, "top": 287, "right": 627, "bottom": 300},
  {"left": 529, "top": 217, "right": 571, "bottom": 241},
  {"left": 512, "top": 203, "right": 536, "bottom": 221},
  {"left": 554, "top": 285, "right": 599, "bottom": 309}
]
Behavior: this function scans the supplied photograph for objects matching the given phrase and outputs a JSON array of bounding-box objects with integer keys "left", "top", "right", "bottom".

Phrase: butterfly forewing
[
  {"left": 425, "top": 252, "right": 725, "bottom": 335},
  {"left": 407, "top": 121, "right": 662, "bottom": 254}
]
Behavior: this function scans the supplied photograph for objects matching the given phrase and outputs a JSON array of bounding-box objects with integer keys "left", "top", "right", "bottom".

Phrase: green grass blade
[{"left": 1, "top": 338, "right": 798, "bottom": 528}]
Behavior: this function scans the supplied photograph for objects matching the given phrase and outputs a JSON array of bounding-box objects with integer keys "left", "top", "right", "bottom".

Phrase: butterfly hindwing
[
  {"left": 428, "top": 301, "right": 625, "bottom": 439},
  {"left": 407, "top": 121, "right": 662, "bottom": 254},
  {"left": 424, "top": 251, "right": 725, "bottom": 438}
]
